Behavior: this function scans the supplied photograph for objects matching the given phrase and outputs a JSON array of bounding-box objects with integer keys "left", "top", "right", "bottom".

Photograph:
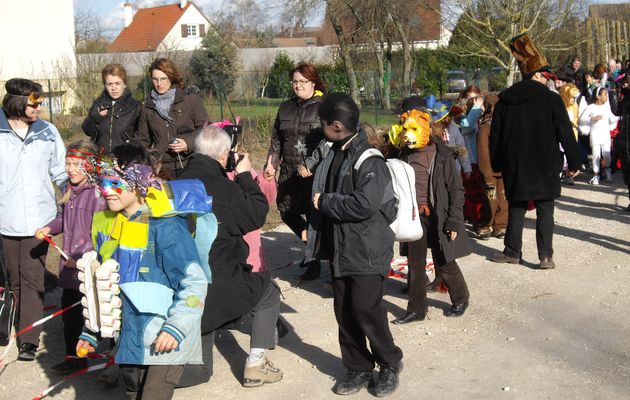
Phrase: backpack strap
[{"left": 354, "top": 148, "right": 384, "bottom": 171}]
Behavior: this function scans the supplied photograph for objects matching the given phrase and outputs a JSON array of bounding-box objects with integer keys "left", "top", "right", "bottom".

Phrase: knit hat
[
  {"left": 400, "top": 96, "right": 426, "bottom": 113},
  {"left": 509, "top": 33, "right": 555, "bottom": 79}
]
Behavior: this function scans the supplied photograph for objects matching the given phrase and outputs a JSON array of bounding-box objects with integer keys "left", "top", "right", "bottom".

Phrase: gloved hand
[{"left": 418, "top": 204, "right": 431, "bottom": 216}]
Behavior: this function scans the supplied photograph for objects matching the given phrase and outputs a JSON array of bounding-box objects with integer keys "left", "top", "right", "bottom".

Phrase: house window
[{"left": 187, "top": 24, "right": 198, "bottom": 37}]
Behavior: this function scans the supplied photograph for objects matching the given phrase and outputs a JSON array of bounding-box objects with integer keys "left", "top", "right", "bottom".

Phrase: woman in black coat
[
  {"left": 82, "top": 64, "right": 140, "bottom": 154},
  {"left": 264, "top": 63, "right": 325, "bottom": 243}
]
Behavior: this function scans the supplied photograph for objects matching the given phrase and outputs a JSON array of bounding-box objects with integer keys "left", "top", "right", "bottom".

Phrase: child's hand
[
  {"left": 153, "top": 331, "right": 179, "bottom": 354},
  {"left": 297, "top": 165, "right": 312, "bottom": 178},
  {"left": 35, "top": 227, "right": 51, "bottom": 240},
  {"left": 76, "top": 339, "right": 95, "bottom": 358},
  {"left": 418, "top": 204, "right": 431, "bottom": 216}
]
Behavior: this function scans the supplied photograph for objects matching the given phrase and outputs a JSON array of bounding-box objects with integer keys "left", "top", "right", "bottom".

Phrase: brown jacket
[
  {"left": 476, "top": 94, "right": 501, "bottom": 183},
  {"left": 137, "top": 87, "right": 208, "bottom": 177}
]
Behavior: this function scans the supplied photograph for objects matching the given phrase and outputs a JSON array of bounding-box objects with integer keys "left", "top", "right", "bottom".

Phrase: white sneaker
[
  {"left": 605, "top": 169, "right": 612, "bottom": 182},
  {"left": 590, "top": 176, "right": 599, "bottom": 185}
]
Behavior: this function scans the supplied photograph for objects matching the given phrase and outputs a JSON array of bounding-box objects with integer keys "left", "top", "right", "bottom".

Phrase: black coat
[
  {"left": 137, "top": 87, "right": 208, "bottom": 177},
  {"left": 267, "top": 95, "right": 324, "bottom": 182},
  {"left": 312, "top": 129, "right": 397, "bottom": 277},
  {"left": 81, "top": 89, "right": 141, "bottom": 154},
  {"left": 177, "top": 154, "right": 270, "bottom": 333},
  {"left": 490, "top": 79, "right": 581, "bottom": 202},
  {"left": 426, "top": 139, "right": 472, "bottom": 263}
]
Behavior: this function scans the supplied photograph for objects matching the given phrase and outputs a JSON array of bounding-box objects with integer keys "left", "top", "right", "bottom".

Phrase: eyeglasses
[{"left": 292, "top": 79, "right": 310, "bottom": 86}]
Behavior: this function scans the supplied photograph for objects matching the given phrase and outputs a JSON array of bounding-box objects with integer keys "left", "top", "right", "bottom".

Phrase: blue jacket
[
  {"left": 0, "top": 110, "right": 67, "bottom": 236},
  {"left": 81, "top": 209, "right": 209, "bottom": 366}
]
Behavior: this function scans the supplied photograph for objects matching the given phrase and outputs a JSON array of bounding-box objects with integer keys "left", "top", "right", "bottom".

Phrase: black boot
[
  {"left": 300, "top": 260, "right": 321, "bottom": 281},
  {"left": 334, "top": 370, "right": 373, "bottom": 395}
]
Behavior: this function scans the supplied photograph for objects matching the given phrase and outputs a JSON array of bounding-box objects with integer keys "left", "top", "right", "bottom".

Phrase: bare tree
[
  {"left": 74, "top": 7, "right": 112, "bottom": 53},
  {"left": 441, "top": 0, "right": 588, "bottom": 86}
]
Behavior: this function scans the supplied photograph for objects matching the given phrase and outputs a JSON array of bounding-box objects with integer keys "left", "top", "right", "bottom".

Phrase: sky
[{"left": 74, "top": 0, "right": 629, "bottom": 39}]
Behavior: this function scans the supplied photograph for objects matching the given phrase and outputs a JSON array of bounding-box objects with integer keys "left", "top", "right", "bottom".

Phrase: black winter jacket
[
  {"left": 423, "top": 139, "right": 472, "bottom": 263},
  {"left": 267, "top": 95, "right": 324, "bottom": 181},
  {"left": 81, "top": 89, "right": 141, "bottom": 154},
  {"left": 490, "top": 79, "right": 580, "bottom": 201},
  {"left": 137, "top": 87, "right": 208, "bottom": 177},
  {"left": 311, "top": 129, "right": 397, "bottom": 277},
  {"left": 177, "top": 154, "right": 270, "bottom": 333}
]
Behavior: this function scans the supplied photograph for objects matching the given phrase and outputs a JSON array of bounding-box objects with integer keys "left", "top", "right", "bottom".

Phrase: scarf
[{"left": 150, "top": 88, "right": 176, "bottom": 122}]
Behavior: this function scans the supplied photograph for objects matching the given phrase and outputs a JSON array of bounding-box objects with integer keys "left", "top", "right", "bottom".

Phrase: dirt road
[{"left": 1, "top": 173, "right": 629, "bottom": 400}]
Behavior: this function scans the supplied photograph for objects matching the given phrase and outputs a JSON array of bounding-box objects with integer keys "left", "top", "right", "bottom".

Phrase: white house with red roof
[{"left": 109, "top": 0, "right": 211, "bottom": 53}]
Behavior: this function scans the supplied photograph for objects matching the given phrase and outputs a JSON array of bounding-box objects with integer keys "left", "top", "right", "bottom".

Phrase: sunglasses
[{"left": 27, "top": 93, "right": 44, "bottom": 108}]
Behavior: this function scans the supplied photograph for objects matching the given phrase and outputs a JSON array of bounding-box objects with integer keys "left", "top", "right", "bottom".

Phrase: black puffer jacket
[
  {"left": 311, "top": 129, "right": 397, "bottom": 277},
  {"left": 137, "top": 87, "right": 208, "bottom": 177},
  {"left": 176, "top": 154, "right": 270, "bottom": 333},
  {"left": 81, "top": 89, "right": 141, "bottom": 154},
  {"left": 267, "top": 95, "right": 324, "bottom": 181}
]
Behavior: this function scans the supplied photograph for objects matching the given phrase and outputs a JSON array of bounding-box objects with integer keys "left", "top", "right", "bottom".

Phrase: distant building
[
  {"left": 109, "top": 0, "right": 211, "bottom": 53},
  {"left": 0, "top": 0, "right": 75, "bottom": 115},
  {"left": 273, "top": 26, "right": 321, "bottom": 48},
  {"left": 318, "top": 0, "right": 449, "bottom": 49}
]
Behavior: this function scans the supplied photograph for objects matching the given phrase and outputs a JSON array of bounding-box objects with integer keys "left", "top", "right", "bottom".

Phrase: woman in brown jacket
[{"left": 137, "top": 58, "right": 208, "bottom": 178}]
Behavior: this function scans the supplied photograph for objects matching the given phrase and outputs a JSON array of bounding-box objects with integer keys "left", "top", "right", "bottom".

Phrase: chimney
[
  {"left": 124, "top": 2, "right": 133, "bottom": 28},
  {"left": 180, "top": 0, "right": 188, "bottom": 9}
]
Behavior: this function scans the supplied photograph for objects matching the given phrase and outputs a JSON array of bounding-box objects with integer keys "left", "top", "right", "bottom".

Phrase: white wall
[
  {"left": 160, "top": 5, "right": 209, "bottom": 52},
  {"left": 0, "top": 0, "right": 76, "bottom": 81}
]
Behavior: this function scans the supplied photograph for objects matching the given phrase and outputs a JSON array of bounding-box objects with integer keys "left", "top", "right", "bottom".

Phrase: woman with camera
[
  {"left": 137, "top": 58, "right": 208, "bottom": 178},
  {"left": 82, "top": 64, "right": 141, "bottom": 154}
]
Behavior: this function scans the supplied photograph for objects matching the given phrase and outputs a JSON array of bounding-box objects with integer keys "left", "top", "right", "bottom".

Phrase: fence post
[{"left": 47, "top": 79, "right": 54, "bottom": 124}]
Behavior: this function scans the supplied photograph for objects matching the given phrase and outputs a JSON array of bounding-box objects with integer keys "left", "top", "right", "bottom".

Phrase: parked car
[{"left": 446, "top": 70, "right": 467, "bottom": 93}]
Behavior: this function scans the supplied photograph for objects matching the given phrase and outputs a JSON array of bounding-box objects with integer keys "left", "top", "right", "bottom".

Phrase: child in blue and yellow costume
[{"left": 76, "top": 143, "right": 216, "bottom": 400}]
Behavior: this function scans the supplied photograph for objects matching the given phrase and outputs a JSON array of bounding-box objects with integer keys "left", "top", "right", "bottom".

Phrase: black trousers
[
  {"left": 61, "top": 289, "right": 84, "bottom": 355},
  {"left": 122, "top": 364, "right": 184, "bottom": 400},
  {"left": 332, "top": 274, "right": 402, "bottom": 372},
  {"left": 504, "top": 199, "right": 554, "bottom": 260},
  {"left": 406, "top": 216, "right": 469, "bottom": 313},
  {"left": 2, "top": 235, "right": 48, "bottom": 346}
]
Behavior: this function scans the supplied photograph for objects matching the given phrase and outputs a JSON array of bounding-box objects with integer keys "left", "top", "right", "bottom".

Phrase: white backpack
[{"left": 354, "top": 149, "right": 423, "bottom": 242}]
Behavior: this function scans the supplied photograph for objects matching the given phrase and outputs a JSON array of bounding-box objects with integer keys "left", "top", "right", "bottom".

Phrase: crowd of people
[{"left": 0, "top": 32, "right": 629, "bottom": 399}]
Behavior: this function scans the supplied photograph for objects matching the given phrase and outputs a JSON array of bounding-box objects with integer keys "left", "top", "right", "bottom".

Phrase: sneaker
[
  {"left": 492, "top": 228, "right": 506, "bottom": 239},
  {"left": 475, "top": 226, "right": 492, "bottom": 240},
  {"left": 590, "top": 176, "right": 599, "bottom": 185},
  {"left": 17, "top": 343, "right": 37, "bottom": 361},
  {"left": 375, "top": 362, "right": 403, "bottom": 397},
  {"left": 243, "top": 357, "right": 283, "bottom": 387},
  {"left": 334, "top": 370, "right": 373, "bottom": 395},
  {"left": 605, "top": 169, "right": 613, "bottom": 182},
  {"left": 51, "top": 357, "right": 88, "bottom": 375},
  {"left": 563, "top": 175, "right": 574, "bottom": 185}
]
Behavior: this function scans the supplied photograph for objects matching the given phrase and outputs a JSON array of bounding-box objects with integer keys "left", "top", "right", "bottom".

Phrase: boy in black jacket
[{"left": 311, "top": 93, "right": 403, "bottom": 397}]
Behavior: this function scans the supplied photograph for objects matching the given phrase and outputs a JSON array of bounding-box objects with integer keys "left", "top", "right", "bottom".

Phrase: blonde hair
[{"left": 59, "top": 140, "right": 97, "bottom": 205}]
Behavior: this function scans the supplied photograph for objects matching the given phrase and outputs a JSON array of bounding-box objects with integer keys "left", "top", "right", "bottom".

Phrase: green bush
[{"left": 267, "top": 51, "right": 295, "bottom": 99}]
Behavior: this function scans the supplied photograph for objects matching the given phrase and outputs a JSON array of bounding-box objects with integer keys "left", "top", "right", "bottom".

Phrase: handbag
[{"left": 0, "top": 240, "right": 16, "bottom": 346}]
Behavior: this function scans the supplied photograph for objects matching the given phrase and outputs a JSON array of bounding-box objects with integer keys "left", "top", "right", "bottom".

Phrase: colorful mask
[
  {"left": 389, "top": 109, "right": 431, "bottom": 149},
  {"left": 95, "top": 156, "right": 161, "bottom": 198}
]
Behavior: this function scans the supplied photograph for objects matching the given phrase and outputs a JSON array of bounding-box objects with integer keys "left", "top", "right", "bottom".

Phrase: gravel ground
[{"left": 1, "top": 172, "right": 629, "bottom": 400}]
